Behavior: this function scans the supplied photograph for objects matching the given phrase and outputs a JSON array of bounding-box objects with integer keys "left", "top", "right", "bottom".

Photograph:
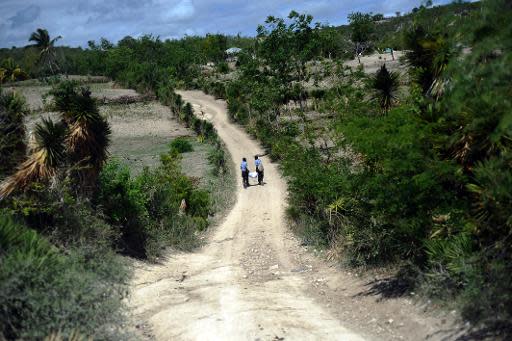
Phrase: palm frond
[
  {"left": 50, "top": 35, "right": 63, "bottom": 46},
  {"left": 0, "top": 118, "right": 66, "bottom": 199}
]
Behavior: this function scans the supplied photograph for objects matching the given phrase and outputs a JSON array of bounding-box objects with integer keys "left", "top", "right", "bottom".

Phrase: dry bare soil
[
  {"left": 344, "top": 51, "right": 407, "bottom": 74},
  {"left": 129, "top": 91, "right": 463, "bottom": 341}
]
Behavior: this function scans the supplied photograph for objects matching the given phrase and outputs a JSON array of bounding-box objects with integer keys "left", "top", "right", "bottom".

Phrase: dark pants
[
  {"left": 241, "top": 170, "right": 249, "bottom": 188},
  {"left": 257, "top": 170, "right": 264, "bottom": 185}
]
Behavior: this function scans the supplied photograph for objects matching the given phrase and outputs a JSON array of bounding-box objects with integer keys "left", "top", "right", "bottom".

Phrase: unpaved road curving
[{"left": 129, "top": 91, "right": 459, "bottom": 341}]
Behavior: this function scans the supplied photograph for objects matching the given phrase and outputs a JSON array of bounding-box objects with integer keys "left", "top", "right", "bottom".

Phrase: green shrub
[
  {"left": 97, "top": 154, "right": 211, "bottom": 259},
  {"left": 216, "top": 61, "right": 230, "bottom": 74},
  {"left": 50, "top": 200, "right": 120, "bottom": 250},
  {"left": 187, "top": 190, "right": 211, "bottom": 219},
  {"left": 207, "top": 142, "right": 227, "bottom": 175},
  {"left": 97, "top": 161, "right": 149, "bottom": 257},
  {"left": 0, "top": 215, "right": 129, "bottom": 340},
  {"left": 0, "top": 89, "right": 27, "bottom": 178},
  {"left": 169, "top": 137, "right": 193, "bottom": 153}
]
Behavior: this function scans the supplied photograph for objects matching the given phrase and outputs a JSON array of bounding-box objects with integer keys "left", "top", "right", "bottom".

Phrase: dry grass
[
  {"left": 102, "top": 101, "right": 192, "bottom": 175},
  {"left": 5, "top": 81, "right": 140, "bottom": 111}
]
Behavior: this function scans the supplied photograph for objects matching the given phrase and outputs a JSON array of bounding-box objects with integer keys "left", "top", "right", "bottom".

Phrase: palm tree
[
  {"left": 50, "top": 82, "right": 111, "bottom": 194},
  {"left": 370, "top": 64, "right": 400, "bottom": 113},
  {"left": 28, "top": 28, "right": 62, "bottom": 74},
  {"left": 0, "top": 118, "right": 66, "bottom": 199}
]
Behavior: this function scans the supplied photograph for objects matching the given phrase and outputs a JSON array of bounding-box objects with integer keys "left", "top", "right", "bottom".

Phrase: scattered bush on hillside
[{"left": 169, "top": 137, "right": 194, "bottom": 153}]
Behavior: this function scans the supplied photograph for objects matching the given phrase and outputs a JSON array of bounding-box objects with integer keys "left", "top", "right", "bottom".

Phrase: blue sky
[{"left": 0, "top": 0, "right": 453, "bottom": 48}]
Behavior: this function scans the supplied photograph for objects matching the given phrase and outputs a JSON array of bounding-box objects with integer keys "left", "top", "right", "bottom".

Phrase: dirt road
[{"left": 129, "top": 91, "right": 456, "bottom": 341}]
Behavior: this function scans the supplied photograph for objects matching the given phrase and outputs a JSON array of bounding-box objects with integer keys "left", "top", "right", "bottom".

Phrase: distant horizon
[{"left": 0, "top": 0, "right": 459, "bottom": 49}]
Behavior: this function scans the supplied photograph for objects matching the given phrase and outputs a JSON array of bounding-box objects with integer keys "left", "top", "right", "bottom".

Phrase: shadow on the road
[
  {"left": 356, "top": 274, "right": 511, "bottom": 340},
  {"left": 452, "top": 322, "right": 511, "bottom": 341},
  {"left": 354, "top": 275, "right": 412, "bottom": 301},
  {"left": 244, "top": 181, "right": 267, "bottom": 188},
  {"left": 426, "top": 322, "right": 511, "bottom": 341}
]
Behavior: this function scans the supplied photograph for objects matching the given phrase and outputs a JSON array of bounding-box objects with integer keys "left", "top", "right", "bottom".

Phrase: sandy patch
[{"left": 344, "top": 51, "right": 406, "bottom": 74}]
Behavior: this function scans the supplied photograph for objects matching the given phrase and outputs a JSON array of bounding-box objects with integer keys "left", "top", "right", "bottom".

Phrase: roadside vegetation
[
  {"left": 1, "top": 0, "right": 510, "bottom": 338},
  {"left": 0, "top": 35, "right": 233, "bottom": 341},
  {"left": 0, "top": 80, "right": 230, "bottom": 338}
]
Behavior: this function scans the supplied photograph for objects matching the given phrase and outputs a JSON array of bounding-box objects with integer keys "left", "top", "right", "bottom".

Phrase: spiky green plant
[
  {"left": 0, "top": 118, "right": 66, "bottom": 199},
  {"left": 370, "top": 64, "right": 400, "bottom": 113},
  {"left": 50, "top": 81, "right": 111, "bottom": 194}
]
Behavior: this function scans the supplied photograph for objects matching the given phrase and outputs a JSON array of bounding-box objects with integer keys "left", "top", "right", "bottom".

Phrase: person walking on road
[
  {"left": 240, "top": 157, "right": 250, "bottom": 188},
  {"left": 255, "top": 155, "right": 264, "bottom": 185}
]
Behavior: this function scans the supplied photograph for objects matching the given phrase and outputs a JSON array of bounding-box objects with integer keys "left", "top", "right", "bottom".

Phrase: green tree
[
  {"left": 28, "top": 28, "right": 62, "bottom": 74},
  {"left": 403, "top": 25, "right": 451, "bottom": 96},
  {"left": 348, "top": 12, "right": 375, "bottom": 63},
  {"left": 256, "top": 11, "right": 320, "bottom": 112},
  {"left": 0, "top": 81, "right": 112, "bottom": 199},
  {"left": 202, "top": 34, "right": 228, "bottom": 63}
]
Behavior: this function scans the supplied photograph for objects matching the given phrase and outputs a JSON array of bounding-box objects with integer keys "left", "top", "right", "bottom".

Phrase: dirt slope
[{"left": 129, "top": 91, "right": 458, "bottom": 341}]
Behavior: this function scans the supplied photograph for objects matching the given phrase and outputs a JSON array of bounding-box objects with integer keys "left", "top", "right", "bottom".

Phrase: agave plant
[
  {"left": 370, "top": 64, "right": 399, "bottom": 113},
  {"left": 29, "top": 28, "right": 62, "bottom": 74},
  {"left": 0, "top": 118, "right": 66, "bottom": 199}
]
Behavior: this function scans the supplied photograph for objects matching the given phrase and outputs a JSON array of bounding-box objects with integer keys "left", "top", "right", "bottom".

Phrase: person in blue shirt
[
  {"left": 240, "top": 157, "right": 250, "bottom": 188},
  {"left": 254, "top": 155, "right": 264, "bottom": 185}
]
